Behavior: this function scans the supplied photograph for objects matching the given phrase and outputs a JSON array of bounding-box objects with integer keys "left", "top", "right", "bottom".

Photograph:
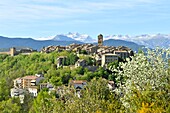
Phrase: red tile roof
[
  {"left": 71, "top": 80, "right": 87, "bottom": 84},
  {"left": 22, "top": 76, "right": 38, "bottom": 80}
]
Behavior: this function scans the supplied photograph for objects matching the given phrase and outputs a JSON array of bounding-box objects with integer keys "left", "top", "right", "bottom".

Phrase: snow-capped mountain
[
  {"left": 104, "top": 35, "right": 130, "bottom": 40},
  {"left": 53, "top": 35, "right": 76, "bottom": 41},
  {"left": 104, "top": 34, "right": 170, "bottom": 49},
  {"left": 52, "top": 32, "right": 96, "bottom": 43},
  {"left": 37, "top": 33, "right": 170, "bottom": 49},
  {"left": 131, "top": 34, "right": 170, "bottom": 48}
]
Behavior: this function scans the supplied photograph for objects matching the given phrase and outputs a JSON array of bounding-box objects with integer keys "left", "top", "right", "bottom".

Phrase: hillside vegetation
[{"left": 0, "top": 49, "right": 169, "bottom": 113}]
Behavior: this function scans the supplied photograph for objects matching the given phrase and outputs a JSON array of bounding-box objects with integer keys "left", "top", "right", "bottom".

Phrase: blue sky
[{"left": 0, "top": 0, "right": 170, "bottom": 39}]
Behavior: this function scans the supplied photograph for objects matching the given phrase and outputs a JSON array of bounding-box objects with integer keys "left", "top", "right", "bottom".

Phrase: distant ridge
[
  {"left": 0, "top": 36, "right": 83, "bottom": 51},
  {"left": 103, "top": 39, "right": 144, "bottom": 51},
  {"left": 104, "top": 33, "right": 170, "bottom": 48},
  {"left": 0, "top": 35, "right": 144, "bottom": 52}
]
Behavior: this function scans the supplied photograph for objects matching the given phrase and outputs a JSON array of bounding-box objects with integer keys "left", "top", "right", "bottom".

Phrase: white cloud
[
  {"left": 0, "top": 0, "right": 169, "bottom": 28},
  {"left": 0, "top": 0, "right": 160, "bottom": 21}
]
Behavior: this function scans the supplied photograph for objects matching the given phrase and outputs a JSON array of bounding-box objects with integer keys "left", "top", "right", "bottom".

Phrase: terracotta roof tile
[
  {"left": 71, "top": 80, "right": 87, "bottom": 84},
  {"left": 22, "top": 76, "right": 38, "bottom": 80}
]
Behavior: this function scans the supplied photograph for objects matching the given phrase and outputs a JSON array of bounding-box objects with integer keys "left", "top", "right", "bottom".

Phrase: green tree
[
  {"left": 108, "top": 60, "right": 119, "bottom": 69},
  {"left": 31, "top": 91, "right": 55, "bottom": 113},
  {"left": 86, "top": 57, "right": 94, "bottom": 65},
  {"left": 62, "top": 78, "right": 123, "bottom": 113},
  {"left": 21, "top": 93, "right": 34, "bottom": 113},
  {"left": 0, "top": 98, "right": 21, "bottom": 113},
  {"left": 114, "top": 48, "right": 170, "bottom": 112},
  {"left": 79, "top": 50, "right": 87, "bottom": 54},
  {"left": 61, "top": 73, "right": 71, "bottom": 84},
  {"left": 68, "top": 53, "right": 78, "bottom": 65},
  {"left": 75, "top": 66, "right": 84, "bottom": 75},
  {"left": 0, "top": 79, "right": 10, "bottom": 101},
  {"left": 107, "top": 60, "right": 119, "bottom": 81}
]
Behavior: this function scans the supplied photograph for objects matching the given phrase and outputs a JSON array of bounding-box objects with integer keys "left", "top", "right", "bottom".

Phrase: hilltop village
[
  {"left": 8, "top": 34, "right": 134, "bottom": 103},
  {"left": 41, "top": 34, "right": 134, "bottom": 67},
  {"left": 0, "top": 34, "right": 134, "bottom": 67}
]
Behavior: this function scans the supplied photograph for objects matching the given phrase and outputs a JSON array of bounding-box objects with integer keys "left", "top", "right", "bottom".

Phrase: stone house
[
  {"left": 114, "top": 50, "right": 129, "bottom": 59},
  {"left": 56, "top": 56, "right": 67, "bottom": 67},
  {"left": 101, "top": 53, "right": 119, "bottom": 67},
  {"left": 70, "top": 80, "right": 87, "bottom": 90},
  {"left": 10, "top": 88, "right": 25, "bottom": 103},
  {"left": 12, "top": 74, "right": 44, "bottom": 98},
  {"left": 75, "top": 59, "right": 86, "bottom": 68}
]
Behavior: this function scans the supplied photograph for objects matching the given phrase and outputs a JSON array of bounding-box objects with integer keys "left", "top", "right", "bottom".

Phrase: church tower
[{"left": 98, "top": 34, "right": 103, "bottom": 46}]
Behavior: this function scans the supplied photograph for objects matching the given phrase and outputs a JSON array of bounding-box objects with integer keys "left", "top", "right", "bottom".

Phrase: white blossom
[{"left": 112, "top": 48, "right": 170, "bottom": 109}]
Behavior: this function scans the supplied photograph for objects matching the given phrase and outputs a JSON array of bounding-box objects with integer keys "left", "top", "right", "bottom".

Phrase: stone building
[
  {"left": 56, "top": 56, "right": 67, "bottom": 67},
  {"left": 114, "top": 50, "right": 130, "bottom": 59},
  {"left": 75, "top": 59, "right": 86, "bottom": 68},
  {"left": 101, "top": 53, "right": 119, "bottom": 67},
  {"left": 10, "top": 47, "right": 16, "bottom": 56},
  {"left": 0, "top": 47, "right": 36, "bottom": 56}
]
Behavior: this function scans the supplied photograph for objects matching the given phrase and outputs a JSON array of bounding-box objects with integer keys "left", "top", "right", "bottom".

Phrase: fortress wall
[{"left": 0, "top": 51, "right": 10, "bottom": 55}]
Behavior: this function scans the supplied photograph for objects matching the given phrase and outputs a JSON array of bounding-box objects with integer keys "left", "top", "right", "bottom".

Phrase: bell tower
[{"left": 98, "top": 34, "right": 103, "bottom": 46}]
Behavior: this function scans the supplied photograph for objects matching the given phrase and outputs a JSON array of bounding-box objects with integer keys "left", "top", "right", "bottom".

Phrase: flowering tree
[{"left": 113, "top": 48, "right": 170, "bottom": 112}]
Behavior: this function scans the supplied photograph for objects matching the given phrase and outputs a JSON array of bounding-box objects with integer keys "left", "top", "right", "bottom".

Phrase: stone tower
[
  {"left": 98, "top": 34, "right": 103, "bottom": 46},
  {"left": 10, "top": 47, "right": 16, "bottom": 56}
]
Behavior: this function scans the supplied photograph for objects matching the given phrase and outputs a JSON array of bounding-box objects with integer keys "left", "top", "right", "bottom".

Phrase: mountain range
[
  {"left": 45, "top": 33, "right": 170, "bottom": 49},
  {"left": 0, "top": 32, "right": 169, "bottom": 52},
  {"left": 104, "top": 34, "right": 170, "bottom": 49},
  {"left": 51, "top": 32, "right": 96, "bottom": 43},
  {"left": 0, "top": 36, "right": 83, "bottom": 51}
]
